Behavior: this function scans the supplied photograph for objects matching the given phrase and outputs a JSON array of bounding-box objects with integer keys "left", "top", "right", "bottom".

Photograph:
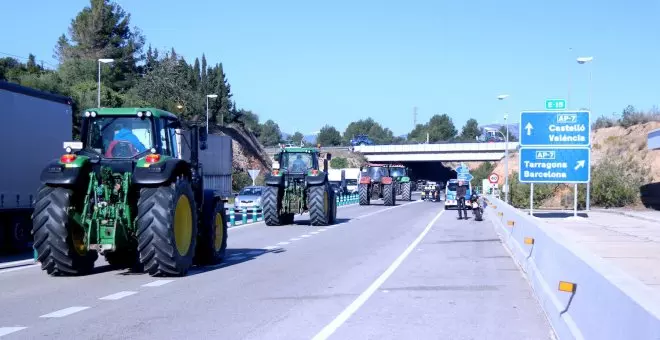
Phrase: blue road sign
[
  {"left": 456, "top": 165, "right": 470, "bottom": 174},
  {"left": 519, "top": 111, "right": 591, "bottom": 146},
  {"left": 457, "top": 173, "right": 473, "bottom": 181},
  {"left": 519, "top": 147, "right": 591, "bottom": 183}
]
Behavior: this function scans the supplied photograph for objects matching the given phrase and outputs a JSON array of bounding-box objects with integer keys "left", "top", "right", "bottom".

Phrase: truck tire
[
  {"left": 137, "top": 176, "right": 198, "bottom": 277},
  {"left": 401, "top": 182, "right": 412, "bottom": 201},
  {"left": 195, "top": 200, "right": 228, "bottom": 265},
  {"left": 32, "top": 186, "right": 98, "bottom": 276},
  {"left": 263, "top": 186, "right": 287, "bottom": 226},
  {"left": 308, "top": 185, "right": 331, "bottom": 226},
  {"left": 359, "top": 184, "right": 370, "bottom": 205},
  {"left": 383, "top": 183, "right": 395, "bottom": 206}
]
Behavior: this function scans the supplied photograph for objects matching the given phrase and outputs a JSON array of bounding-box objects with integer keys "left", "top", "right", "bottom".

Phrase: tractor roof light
[
  {"left": 145, "top": 110, "right": 153, "bottom": 117},
  {"left": 60, "top": 154, "right": 77, "bottom": 163},
  {"left": 137, "top": 111, "right": 143, "bottom": 118},
  {"left": 145, "top": 153, "right": 161, "bottom": 163}
]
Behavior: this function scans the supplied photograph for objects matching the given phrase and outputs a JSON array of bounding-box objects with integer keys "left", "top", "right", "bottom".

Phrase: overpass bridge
[{"left": 264, "top": 142, "right": 519, "bottom": 162}]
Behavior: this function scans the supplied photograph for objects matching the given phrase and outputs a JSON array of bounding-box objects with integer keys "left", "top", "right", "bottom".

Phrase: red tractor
[{"left": 358, "top": 163, "right": 396, "bottom": 206}]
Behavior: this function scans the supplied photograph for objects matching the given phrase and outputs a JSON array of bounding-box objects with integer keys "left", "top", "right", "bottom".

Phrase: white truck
[
  {"left": 0, "top": 81, "right": 73, "bottom": 253},
  {"left": 343, "top": 168, "right": 360, "bottom": 194}
]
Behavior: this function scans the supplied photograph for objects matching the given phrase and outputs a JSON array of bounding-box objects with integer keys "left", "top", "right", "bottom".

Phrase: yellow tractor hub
[
  {"left": 214, "top": 212, "right": 224, "bottom": 251},
  {"left": 173, "top": 195, "right": 193, "bottom": 256}
]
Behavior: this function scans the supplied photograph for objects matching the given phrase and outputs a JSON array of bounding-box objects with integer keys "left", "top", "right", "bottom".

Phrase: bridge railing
[{"left": 484, "top": 195, "right": 660, "bottom": 340}]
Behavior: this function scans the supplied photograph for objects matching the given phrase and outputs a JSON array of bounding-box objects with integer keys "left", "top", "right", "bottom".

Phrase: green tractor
[
  {"left": 358, "top": 163, "right": 396, "bottom": 206},
  {"left": 33, "top": 108, "right": 228, "bottom": 277},
  {"left": 389, "top": 164, "right": 412, "bottom": 201},
  {"left": 261, "top": 145, "right": 337, "bottom": 226}
]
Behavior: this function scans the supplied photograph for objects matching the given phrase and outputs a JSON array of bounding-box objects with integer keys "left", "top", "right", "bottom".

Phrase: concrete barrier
[{"left": 485, "top": 196, "right": 660, "bottom": 340}]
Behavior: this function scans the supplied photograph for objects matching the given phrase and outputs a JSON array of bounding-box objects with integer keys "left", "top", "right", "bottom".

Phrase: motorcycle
[{"left": 471, "top": 194, "right": 483, "bottom": 221}]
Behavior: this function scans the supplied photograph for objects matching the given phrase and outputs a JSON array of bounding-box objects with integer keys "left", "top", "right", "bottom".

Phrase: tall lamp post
[
  {"left": 577, "top": 56, "right": 593, "bottom": 211},
  {"left": 206, "top": 94, "right": 218, "bottom": 135},
  {"left": 97, "top": 58, "right": 114, "bottom": 107},
  {"left": 497, "top": 94, "right": 510, "bottom": 203}
]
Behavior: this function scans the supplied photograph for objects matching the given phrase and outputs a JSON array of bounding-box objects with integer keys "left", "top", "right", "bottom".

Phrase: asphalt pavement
[{"left": 0, "top": 194, "right": 553, "bottom": 339}]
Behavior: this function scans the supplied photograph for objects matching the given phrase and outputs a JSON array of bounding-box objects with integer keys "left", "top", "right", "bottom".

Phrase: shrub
[
  {"left": 588, "top": 154, "right": 650, "bottom": 207},
  {"left": 330, "top": 156, "right": 349, "bottom": 169},
  {"left": 507, "top": 172, "right": 557, "bottom": 209},
  {"left": 232, "top": 170, "right": 252, "bottom": 192}
]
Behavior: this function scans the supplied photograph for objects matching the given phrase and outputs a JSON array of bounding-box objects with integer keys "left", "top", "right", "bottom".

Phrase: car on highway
[{"left": 234, "top": 186, "right": 266, "bottom": 210}]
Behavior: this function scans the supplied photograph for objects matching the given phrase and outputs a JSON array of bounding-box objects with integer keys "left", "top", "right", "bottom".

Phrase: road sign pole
[
  {"left": 530, "top": 183, "right": 534, "bottom": 216},
  {"left": 574, "top": 184, "right": 578, "bottom": 217}
]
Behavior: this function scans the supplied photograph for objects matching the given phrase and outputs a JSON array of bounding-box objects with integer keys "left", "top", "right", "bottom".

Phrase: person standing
[{"left": 456, "top": 180, "right": 468, "bottom": 219}]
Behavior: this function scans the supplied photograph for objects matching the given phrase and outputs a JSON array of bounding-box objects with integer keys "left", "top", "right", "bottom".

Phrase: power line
[{"left": 0, "top": 51, "right": 58, "bottom": 69}]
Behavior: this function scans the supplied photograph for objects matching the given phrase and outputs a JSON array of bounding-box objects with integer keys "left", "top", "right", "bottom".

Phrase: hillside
[{"left": 213, "top": 124, "right": 272, "bottom": 173}]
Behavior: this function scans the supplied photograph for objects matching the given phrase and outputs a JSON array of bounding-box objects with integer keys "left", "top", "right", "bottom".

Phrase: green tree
[
  {"left": 459, "top": 118, "right": 481, "bottom": 141},
  {"left": 55, "top": 0, "right": 146, "bottom": 90},
  {"left": 427, "top": 114, "right": 457, "bottom": 142},
  {"left": 232, "top": 170, "right": 252, "bottom": 192},
  {"left": 499, "top": 126, "right": 518, "bottom": 142},
  {"left": 259, "top": 120, "right": 282, "bottom": 147},
  {"left": 343, "top": 118, "right": 395, "bottom": 145},
  {"left": 291, "top": 131, "right": 305, "bottom": 145},
  {"left": 330, "top": 157, "right": 349, "bottom": 169},
  {"left": 507, "top": 172, "right": 556, "bottom": 208},
  {"left": 470, "top": 162, "right": 495, "bottom": 188},
  {"left": 317, "top": 125, "right": 342, "bottom": 146}
]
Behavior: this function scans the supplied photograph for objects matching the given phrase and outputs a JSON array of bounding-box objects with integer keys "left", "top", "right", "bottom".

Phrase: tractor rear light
[
  {"left": 311, "top": 169, "right": 319, "bottom": 175},
  {"left": 60, "top": 154, "right": 76, "bottom": 163},
  {"left": 273, "top": 170, "right": 279, "bottom": 175},
  {"left": 145, "top": 154, "right": 161, "bottom": 163}
]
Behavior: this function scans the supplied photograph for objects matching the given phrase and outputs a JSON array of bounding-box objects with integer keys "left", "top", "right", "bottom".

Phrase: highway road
[{"left": 0, "top": 194, "right": 553, "bottom": 339}]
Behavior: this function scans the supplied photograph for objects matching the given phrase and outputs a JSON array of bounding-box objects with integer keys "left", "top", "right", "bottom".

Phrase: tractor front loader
[
  {"left": 261, "top": 145, "right": 337, "bottom": 226},
  {"left": 33, "top": 108, "right": 228, "bottom": 277},
  {"left": 357, "top": 163, "right": 396, "bottom": 206}
]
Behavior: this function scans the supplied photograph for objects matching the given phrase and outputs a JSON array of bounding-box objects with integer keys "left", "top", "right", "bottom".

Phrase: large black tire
[
  {"left": 32, "top": 186, "right": 98, "bottom": 276},
  {"left": 359, "top": 184, "right": 370, "bottom": 205},
  {"left": 401, "top": 182, "right": 412, "bottom": 201},
  {"left": 383, "top": 183, "right": 395, "bottom": 206},
  {"left": 474, "top": 208, "right": 483, "bottom": 221},
  {"left": 329, "top": 190, "right": 338, "bottom": 224},
  {"left": 137, "top": 177, "right": 198, "bottom": 277},
  {"left": 263, "top": 186, "right": 290, "bottom": 226},
  {"left": 195, "top": 200, "right": 228, "bottom": 265},
  {"left": 308, "top": 184, "right": 331, "bottom": 226}
]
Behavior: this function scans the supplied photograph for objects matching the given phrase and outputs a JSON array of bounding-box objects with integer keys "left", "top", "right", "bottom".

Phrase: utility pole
[{"left": 413, "top": 106, "right": 418, "bottom": 126}]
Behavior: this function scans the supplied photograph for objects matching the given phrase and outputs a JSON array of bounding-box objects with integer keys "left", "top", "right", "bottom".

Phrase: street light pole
[
  {"left": 97, "top": 58, "right": 114, "bottom": 107},
  {"left": 497, "top": 94, "right": 510, "bottom": 204},
  {"left": 577, "top": 56, "right": 594, "bottom": 211},
  {"left": 206, "top": 94, "right": 218, "bottom": 135}
]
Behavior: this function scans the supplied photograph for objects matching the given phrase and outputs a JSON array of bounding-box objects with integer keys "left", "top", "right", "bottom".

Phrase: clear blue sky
[{"left": 1, "top": 0, "right": 658, "bottom": 136}]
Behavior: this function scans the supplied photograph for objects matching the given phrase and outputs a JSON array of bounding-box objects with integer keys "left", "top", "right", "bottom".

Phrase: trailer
[
  {"left": 0, "top": 81, "right": 73, "bottom": 253},
  {"left": 180, "top": 132, "right": 233, "bottom": 198}
]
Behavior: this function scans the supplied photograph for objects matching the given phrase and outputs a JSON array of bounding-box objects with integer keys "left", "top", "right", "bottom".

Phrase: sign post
[
  {"left": 519, "top": 110, "right": 591, "bottom": 217},
  {"left": 247, "top": 169, "right": 260, "bottom": 186}
]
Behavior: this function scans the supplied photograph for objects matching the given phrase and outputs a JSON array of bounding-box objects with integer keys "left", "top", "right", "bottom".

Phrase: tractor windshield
[
  {"left": 282, "top": 152, "right": 314, "bottom": 173},
  {"left": 390, "top": 167, "right": 406, "bottom": 177},
  {"left": 87, "top": 116, "right": 155, "bottom": 158},
  {"left": 366, "top": 167, "right": 387, "bottom": 180}
]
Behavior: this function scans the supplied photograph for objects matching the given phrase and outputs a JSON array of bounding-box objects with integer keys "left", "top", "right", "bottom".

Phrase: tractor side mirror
[
  {"left": 326, "top": 153, "right": 332, "bottom": 160},
  {"left": 198, "top": 126, "right": 208, "bottom": 150}
]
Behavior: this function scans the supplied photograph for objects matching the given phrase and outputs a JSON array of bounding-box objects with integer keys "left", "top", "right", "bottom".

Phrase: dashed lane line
[
  {"left": 277, "top": 242, "right": 290, "bottom": 245},
  {"left": 141, "top": 280, "right": 174, "bottom": 287},
  {"left": 290, "top": 238, "right": 302, "bottom": 241},
  {"left": 0, "top": 327, "right": 27, "bottom": 337},
  {"left": 310, "top": 231, "right": 320, "bottom": 235},
  {"left": 99, "top": 291, "right": 138, "bottom": 301},
  {"left": 301, "top": 235, "right": 311, "bottom": 238},
  {"left": 39, "top": 306, "right": 90, "bottom": 318}
]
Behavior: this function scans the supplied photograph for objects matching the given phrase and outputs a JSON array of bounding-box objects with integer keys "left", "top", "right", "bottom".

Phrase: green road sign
[{"left": 545, "top": 99, "right": 566, "bottom": 110}]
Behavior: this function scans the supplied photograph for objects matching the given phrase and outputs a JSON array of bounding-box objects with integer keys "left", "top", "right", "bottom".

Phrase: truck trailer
[{"left": 0, "top": 81, "right": 73, "bottom": 253}]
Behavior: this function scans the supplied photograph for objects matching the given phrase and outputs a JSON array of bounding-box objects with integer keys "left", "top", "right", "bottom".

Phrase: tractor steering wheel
[{"left": 105, "top": 140, "right": 138, "bottom": 158}]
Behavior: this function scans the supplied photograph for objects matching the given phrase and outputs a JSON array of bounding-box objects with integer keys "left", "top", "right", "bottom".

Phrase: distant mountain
[{"left": 280, "top": 132, "right": 317, "bottom": 144}]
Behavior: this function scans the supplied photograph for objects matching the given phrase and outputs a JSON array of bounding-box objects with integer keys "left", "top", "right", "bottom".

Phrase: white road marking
[
  {"left": 326, "top": 226, "right": 336, "bottom": 229},
  {"left": 0, "top": 327, "right": 27, "bottom": 337},
  {"left": 312, "top": 208, "right": 445, "bottom": 340},
  {"left": 142, "top": 280, "right": 174, "bottom": 287},
  {"left": 99, "top": 291, "right": 137, "bottom": 300},
  {"left": 290, "top": 238, "right": 302, "bottom": 241},
  {"left": 301, "top": 235, "right": 311, "bottom": 238},
  {"left": 40, "top": 306, "right": 90, "bottom": 318},
  {"left": 0, "top": 264, "right": 39, "bottom": 275},
  {"left": 0, "top": 259, "right": 35, "bottom": 269},
  {"left": 264, "top": 246, "right": 279, "bottom": 250},
  {"left": 354, "top": 201, "right": 421, "bottom": 220},
  {"left": 310, "top": 231, "right": 320, "bottom": 234},
  {"left": 277, "top": 242, "right": 290, "bottom": 245}
]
